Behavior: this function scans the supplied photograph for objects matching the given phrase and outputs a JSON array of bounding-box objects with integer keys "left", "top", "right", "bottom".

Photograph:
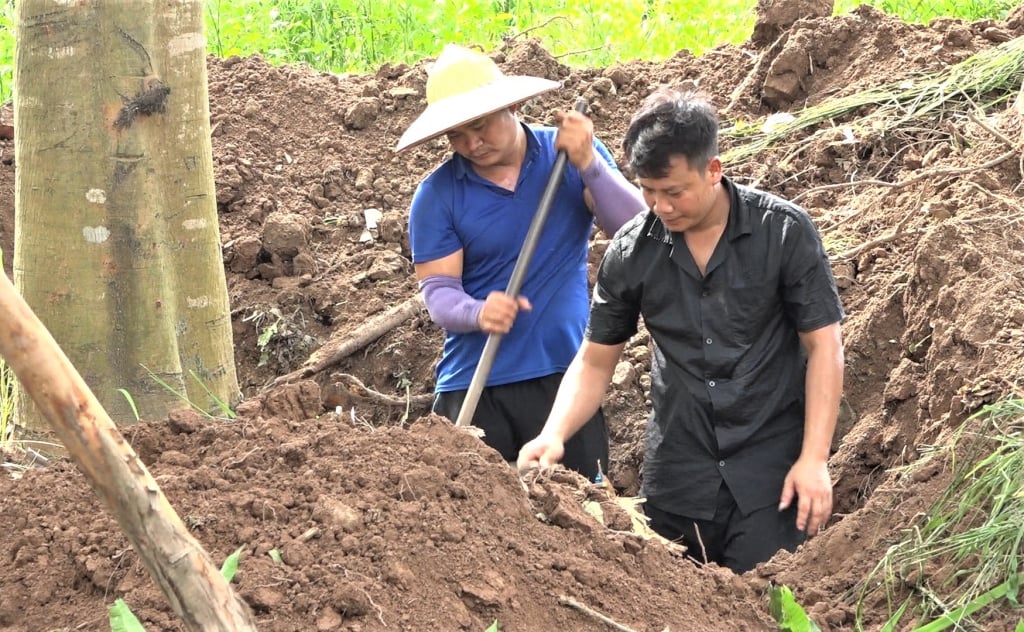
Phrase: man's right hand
[
  {"left": 517, "top": 433, "right": 565, "bottom": 471},
  {"left": 477, "top": 291, "right": 531, "bottom": 334}
]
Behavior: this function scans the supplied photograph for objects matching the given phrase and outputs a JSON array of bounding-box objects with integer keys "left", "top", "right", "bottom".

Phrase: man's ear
[{"left": 707, "top": 156, "right": 723, "bottom": 183}]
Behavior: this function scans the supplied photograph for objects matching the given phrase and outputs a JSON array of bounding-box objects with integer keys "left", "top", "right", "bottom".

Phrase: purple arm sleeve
[
  {"left": 580, "top": 155, "right": 647, "bottom": 236},
  {"left": 419, "top": 274, "right": 484, "bottom": 334}
]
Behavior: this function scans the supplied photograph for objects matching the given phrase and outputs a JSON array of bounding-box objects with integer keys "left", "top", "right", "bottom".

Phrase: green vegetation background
[{"left": 0, "top": 0, "right": 1018, "bottom": 103}]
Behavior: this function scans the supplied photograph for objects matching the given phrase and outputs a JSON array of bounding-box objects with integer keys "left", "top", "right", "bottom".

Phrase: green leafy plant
[
  {"left": 484, "top": 620, "right": 500, "bottom": 632},
  {"left": 220, "top": 545, "right": 245, "bottom": 582},
  {"left": 243, "top": 306, "right": 294, "bottom": 368},
  {"left": 769, "top": 584, "right": 822, "bottom": 632},
  {"left": 108, "top": 599, "right": 145, "bottom": 632}
]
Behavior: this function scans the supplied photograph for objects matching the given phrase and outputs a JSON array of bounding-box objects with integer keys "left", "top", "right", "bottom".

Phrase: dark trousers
[
  {"left": 433, "top": 373, "right": 609, "bottom": 481},
  {"left": 644, "top": 482, "right": 806, "bottom": 573}
]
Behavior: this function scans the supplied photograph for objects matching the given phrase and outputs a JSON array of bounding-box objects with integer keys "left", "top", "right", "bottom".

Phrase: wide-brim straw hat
[{"left": 395, "top": 44, "right": 560, "bottom": 153}]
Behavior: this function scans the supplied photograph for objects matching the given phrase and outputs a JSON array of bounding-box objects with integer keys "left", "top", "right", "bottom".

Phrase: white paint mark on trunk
[
  {"left": 86, "top": 189, "right": 107, "bottom": 204},
  {"left": 182, "top": 218, "right": 208, "bottom": 230},
  {"left": 83, "top": 226, "right": 111, "bottom": 243},
  {"left": 187, "top": 296, "right": 210, "bottom": 308},
  {"left": 168, "top": 33, "right": 205, "bottom": 56},
  {"left": 47, "top": 46, "right": 76, "bottom": 58}
]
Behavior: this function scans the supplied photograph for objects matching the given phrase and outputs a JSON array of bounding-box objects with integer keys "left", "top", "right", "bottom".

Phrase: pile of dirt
[{"left": 2, "top": 2, "right": 1024, "bottom": 630}]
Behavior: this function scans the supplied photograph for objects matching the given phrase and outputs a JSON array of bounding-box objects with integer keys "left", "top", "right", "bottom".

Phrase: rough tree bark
[{"left": 13, "top": 0, "right": 238, "bottom": 438}]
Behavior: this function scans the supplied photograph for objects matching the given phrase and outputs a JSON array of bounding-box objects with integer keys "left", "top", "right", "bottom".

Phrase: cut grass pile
[{"left": 721, "top": 35, "right": 1024, "bottom": 166}]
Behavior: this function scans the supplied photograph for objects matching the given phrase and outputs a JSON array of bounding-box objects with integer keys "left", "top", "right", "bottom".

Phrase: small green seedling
[
  {"left": 220, "top": 545, "right": 245, "bottom": 582},
  {"left": 108, "top": 599, "right": 145, "bottom": 632},
  {"left": 484, "top": 621, "right": 500, "bottom": 632},
  {"left": 116, "top": 389, "right": 141, "bottom": 422},
  {"left": 769, "top": 584, "right": 821, "bottom": 632},
  {"left": 107, "top": 546, "right": 247, "bottom": 631}
]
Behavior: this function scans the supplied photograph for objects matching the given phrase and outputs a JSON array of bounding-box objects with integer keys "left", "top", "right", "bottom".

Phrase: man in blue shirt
[
  {"left": 518, "top": 88, "right": 845, "bottom": 572},
  {"left": 397, "top": 44, "right": 646, "bottom": 480}
]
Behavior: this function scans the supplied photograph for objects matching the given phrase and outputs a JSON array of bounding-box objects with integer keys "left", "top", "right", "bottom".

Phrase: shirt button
[
  {"left": 708, "top": 380, "right": 716, "bottom": 387},
  {"left": 701, "top": 290, "right": 710, "bottom": 297},
  {"left": 705, "top": 338, "right": 713, "bottom": 345},
  {"left": 718, "top": 460, "right": 725, "bottom": 467}
]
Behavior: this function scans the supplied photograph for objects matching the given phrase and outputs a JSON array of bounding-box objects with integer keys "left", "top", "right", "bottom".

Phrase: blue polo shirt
[{"left": 410, "top": 124, "right": 618, "bottom": 392}]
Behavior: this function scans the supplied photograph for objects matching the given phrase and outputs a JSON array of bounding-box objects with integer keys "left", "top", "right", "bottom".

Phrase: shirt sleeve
[
  {"left": 586, "top": 233, "right": 642, "bottom": 345},
  {"left": 564, "top": 136, "right": 621, "bottom": 194},
  {"left": 780, "top": 212, "right": 845, "bottom": 332},
  {"left": 409, "top": 178, "right": 461, "bottom": 264}
]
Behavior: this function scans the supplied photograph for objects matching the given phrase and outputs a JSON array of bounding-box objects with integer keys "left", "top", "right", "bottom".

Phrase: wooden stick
[
  {"left": 272, "top": 294, "right": 425, "bottom": 386},
  {"left": 331, "top": 372, "right": 433, "bottom": 407},
  {"left": 507, "top": 15, "right": 570, "bottom": 42},
  {"left": 834, "top": 228, "right": 928, "bottom": 261},
  {"left": 558, "top": 595, "right": 638, "bottom": 632},
  {"left": 0, "top": 271, "right": 256, "bottom": 631}
]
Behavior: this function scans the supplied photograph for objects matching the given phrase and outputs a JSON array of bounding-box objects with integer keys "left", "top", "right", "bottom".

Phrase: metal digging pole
[{"left": 455, "top": 97, "right": 588, "bottom": 427}]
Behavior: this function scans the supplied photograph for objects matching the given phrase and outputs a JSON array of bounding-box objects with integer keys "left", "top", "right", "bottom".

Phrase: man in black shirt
[{"left": 517, "top": 88, "right": 845, "bottom": 573}]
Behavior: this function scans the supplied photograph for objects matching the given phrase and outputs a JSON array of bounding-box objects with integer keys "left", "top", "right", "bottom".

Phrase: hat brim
[{"left": 395, "top": 75, "right": 560, "bottom": 153}]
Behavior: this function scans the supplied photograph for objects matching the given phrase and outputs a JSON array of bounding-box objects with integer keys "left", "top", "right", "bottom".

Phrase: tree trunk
[{"left": 13, "top": 0, "right": 239, "bottom": 438}]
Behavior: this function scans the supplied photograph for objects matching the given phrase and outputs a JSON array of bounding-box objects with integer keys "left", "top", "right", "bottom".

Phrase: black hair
[{"left": 622, "top": 87, "right": 719, "bottom": 178}]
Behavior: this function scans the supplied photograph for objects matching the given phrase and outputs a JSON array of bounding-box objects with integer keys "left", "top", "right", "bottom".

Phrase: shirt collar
[
  {"left": 721, "top": 176, "right": 752, "bottom": 242},
  {"left": 642, "top": 174, "right": 750, "bottom": 245}
]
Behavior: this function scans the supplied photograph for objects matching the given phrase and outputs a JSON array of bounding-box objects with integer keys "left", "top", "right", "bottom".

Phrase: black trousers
[
  {"left": 644, "top": 482, "right": 806, "bottom": 573},
  {"left": 433, "top": 372, "right": 609, "bottom": 481}
]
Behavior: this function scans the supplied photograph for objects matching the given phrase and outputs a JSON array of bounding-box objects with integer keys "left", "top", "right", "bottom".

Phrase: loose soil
[{"left": 3, "top": 3, "right": 1024, "bottom": 631}]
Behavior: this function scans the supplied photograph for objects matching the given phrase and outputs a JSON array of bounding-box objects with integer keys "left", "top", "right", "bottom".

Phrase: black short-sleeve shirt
[{"left": 588, "top": 177, "right": 844, "bottom": 518}]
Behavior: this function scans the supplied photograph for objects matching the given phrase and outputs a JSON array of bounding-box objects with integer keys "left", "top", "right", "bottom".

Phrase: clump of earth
[{"left": 2, "top": 2, "right": 1024, "bottom": 630}]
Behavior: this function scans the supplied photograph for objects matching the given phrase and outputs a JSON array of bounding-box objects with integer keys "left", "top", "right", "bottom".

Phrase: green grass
[
  {"left": 0, "top": 0, "right": 1018, "bottom": 104},
  {"left": 140, "top": 364, "right": 237, "bottom": 421},
  {"left": 0, "top": 355, "right": 12, "bottom": 448},
  {"left": 857, "top": 398, "right": 1024, "bottom": 630},
  {"left": 0, "top": 0, "right": 12, "bottom": 104}
]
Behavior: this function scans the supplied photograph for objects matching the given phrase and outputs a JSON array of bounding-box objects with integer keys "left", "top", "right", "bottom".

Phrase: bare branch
[{"left": 558, "top": 595, "right": 638, "bottom": 632}]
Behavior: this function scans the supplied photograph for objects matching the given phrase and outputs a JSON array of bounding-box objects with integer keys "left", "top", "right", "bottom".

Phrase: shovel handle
[{"left": 455, "top": 97, "right": 589, "bottom": 427}]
